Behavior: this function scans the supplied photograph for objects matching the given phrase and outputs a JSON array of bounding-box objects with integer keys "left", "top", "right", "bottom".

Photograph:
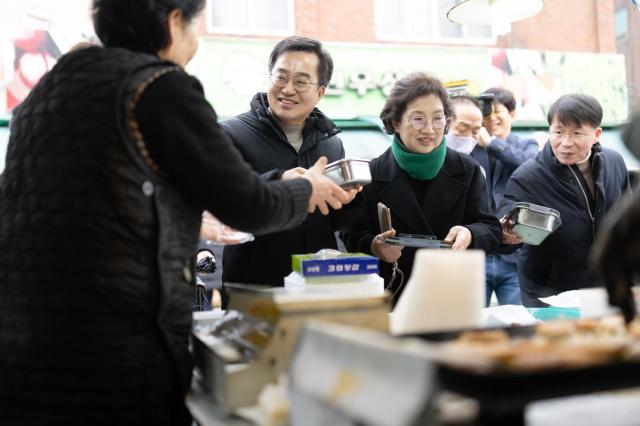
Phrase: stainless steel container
[
  {"left": 323, "top": 159, "right": 371, "bottom": 189},
  {"left": 506, "top": 202, "right": 562, "bottom": 245}
]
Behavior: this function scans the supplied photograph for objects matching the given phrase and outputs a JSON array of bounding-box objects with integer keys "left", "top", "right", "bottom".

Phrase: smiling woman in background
[
  {"left": 344, "top": 72, "right": 501, "bottom": 305},
  {"left": 0, "top": 0, "right": 352, "bottom": 424}
]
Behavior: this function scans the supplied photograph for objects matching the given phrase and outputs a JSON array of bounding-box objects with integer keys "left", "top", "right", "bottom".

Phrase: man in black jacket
[
  {"left": 499, "top": 94, "right": 629, "bottom": 306},
  {"left": 222, "top": 36, "right": 360, "bottom": 289}
]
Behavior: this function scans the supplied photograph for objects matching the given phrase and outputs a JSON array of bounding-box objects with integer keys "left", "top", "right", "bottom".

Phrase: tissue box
[
  {"left": 284, "top": 271, "right": 384, "bottom": 295},
  {"left": 292, "top": 253, "right": 379, "bottom": 277}
]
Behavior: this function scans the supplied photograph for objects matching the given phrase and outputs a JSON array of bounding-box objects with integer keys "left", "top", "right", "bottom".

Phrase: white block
[{"left": 391, "top": 249, "right": 485, "bottom": 334}]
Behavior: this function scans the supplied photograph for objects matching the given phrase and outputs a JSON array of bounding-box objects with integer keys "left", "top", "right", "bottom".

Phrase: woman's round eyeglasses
[{"left": 408, "top": 115, "right": 449, "bottom": 131}]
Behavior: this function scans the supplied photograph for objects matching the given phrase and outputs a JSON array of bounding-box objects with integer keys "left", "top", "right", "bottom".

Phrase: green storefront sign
[{"left": 189, "top": 39, "right": 627, "bottom": 124}]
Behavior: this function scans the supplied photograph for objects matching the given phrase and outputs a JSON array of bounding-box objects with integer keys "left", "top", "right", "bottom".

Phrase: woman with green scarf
[{"left": 344, "top": 72, "right": 501, "bottom": 304}]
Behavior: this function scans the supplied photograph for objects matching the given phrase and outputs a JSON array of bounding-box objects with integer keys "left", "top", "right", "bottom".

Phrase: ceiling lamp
[{"left": 447, "top": 0, "right": 544, "bottom": 36}]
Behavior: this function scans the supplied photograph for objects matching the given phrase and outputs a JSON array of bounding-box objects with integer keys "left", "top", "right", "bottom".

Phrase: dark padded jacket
[
  {"left": 498, "top": 142, "right": 629, "bottom": 306},
  {"left": 222, "top": 93, "right": 361, "bottom": 286}
]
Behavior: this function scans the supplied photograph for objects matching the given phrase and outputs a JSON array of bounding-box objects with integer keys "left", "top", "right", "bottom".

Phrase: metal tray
[
  {"left": 323, "top": 159, "right": 371, "bottom": 190},
  {"left": 506, "top": 202, "right": 562, "bottom": 245},
  {"left": 384, "top": 233, "right": 452, "bottom": 249}
]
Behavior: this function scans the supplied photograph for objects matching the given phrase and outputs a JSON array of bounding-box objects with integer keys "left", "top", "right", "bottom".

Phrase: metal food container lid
[
  {"left": 324, "top": 158, "right": 370, "bottom": 172},
  {"left": 323, "top": 158, "right": 371, "bottom": 189},
  {"left": 507, "top": 202, "right": 562, "bottom": 245}
]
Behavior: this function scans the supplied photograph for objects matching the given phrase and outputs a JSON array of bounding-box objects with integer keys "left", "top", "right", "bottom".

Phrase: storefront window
[
  {"left": 615, "top": 7, "right": 628, "bottom": 38},
  {"left": 375, "top": 0, "right": 492, "bottom": 43},
  {"left": 206, "top": 0, "right": 294, "bottom": 35}
]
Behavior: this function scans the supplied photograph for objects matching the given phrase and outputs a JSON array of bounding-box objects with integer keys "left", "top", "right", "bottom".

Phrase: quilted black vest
[{"left": 0, "top": 47, "right": 201, "bottom": 422}]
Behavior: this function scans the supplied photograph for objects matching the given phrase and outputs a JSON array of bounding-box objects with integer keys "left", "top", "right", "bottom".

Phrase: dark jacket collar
[
  {"left": 249, "top": 92, "right": 341, "bottom": 140},
  {"left": 373, "top": 147, "right": 470, "bottom": 234}
]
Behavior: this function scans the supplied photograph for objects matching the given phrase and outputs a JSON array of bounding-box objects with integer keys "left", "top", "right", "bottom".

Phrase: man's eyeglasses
[
  {"left": 270, "top": 73, "right": 321, "bottom": 92},
  {"left": 550, "top": 129, "right": 590, "bottom": 142},
  {"left": 408, "top": 115, "right": 449, "bottom": 131}
]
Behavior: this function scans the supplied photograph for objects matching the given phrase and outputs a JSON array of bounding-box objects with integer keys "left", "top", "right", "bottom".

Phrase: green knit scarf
[{"left": 391, "top": 134, "right": 446, "bottom": 180}]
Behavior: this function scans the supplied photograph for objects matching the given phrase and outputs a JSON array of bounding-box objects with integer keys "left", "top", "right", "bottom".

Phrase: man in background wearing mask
[{"left": 448, "top": 93, "right": 537, "bottom": 305}]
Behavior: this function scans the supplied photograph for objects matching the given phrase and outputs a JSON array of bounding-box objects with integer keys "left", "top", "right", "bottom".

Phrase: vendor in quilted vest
[{"left": 0, "top": 1, "right": 353, "bottom": 425}]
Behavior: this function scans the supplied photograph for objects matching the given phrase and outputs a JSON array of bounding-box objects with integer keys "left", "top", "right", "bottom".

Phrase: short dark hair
[
  {"left": 482, "top": 87, "right": 516, "bottom": 112},
  {"left": 450, "top": 95, "right": 482, "bottom": 112},
  {"left": 268, "top": 36, "right": 333, "bottom": 87},
  {"left": 547, "top": 94, "right": 603, "bottom": 128},
  {"left": 92, "top": 0, "right": 205, "bottom": 54},
  {"left": 380, "top": 72, "right": 452, "bottom": 135}
]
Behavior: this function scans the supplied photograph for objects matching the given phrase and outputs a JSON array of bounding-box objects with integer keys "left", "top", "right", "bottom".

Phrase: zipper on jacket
[{"left": 568, "top": 166, "right": 596, "bottom": 239}]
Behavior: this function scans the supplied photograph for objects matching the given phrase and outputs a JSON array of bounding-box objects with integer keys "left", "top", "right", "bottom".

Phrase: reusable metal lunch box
[
  {"left": 323, "top": 159, "right": 371, "bottom": 190},
  {"left": 506, "top": 202, "right": 562, "bottom": 245}
]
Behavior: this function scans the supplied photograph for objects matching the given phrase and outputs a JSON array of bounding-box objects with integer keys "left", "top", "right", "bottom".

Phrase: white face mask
[{"left": 446, "top": 133, "right": 478, "bottom": 155}]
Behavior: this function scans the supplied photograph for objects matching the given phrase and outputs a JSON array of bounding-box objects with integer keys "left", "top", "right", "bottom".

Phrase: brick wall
[
  {"left": 294, "top": 0, "right": 376, "bottom": 42},
  {"left": 203, "top": 0, "right": 616, "bottom": 54},
  {"left": 496, "top": 0, "right": 615, "bottom": 53}
]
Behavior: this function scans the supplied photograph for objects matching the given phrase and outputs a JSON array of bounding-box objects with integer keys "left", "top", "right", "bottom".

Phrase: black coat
[
  {"left": 222, "top": 93, "right": 361, "bottom": 286},
  {"left": 498, "top": 142, "right": 630, "bottom": 306},
  {"left": 345, "top": 147, "right": 502, "bottom": 301}
]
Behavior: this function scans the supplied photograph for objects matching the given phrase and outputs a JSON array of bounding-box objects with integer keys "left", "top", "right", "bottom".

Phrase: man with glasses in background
[
  {"left": 220, "top": 36, "right": 360, "bottom": 295},
  {"left": 498, "top": 94, "right": 629, "bottom": 306}
]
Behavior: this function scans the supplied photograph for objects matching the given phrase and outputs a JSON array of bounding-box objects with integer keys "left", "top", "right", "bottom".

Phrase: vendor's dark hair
[
  {"left": 380, "top": 72, "right": 452, "bottom": 135},
  {"left": 92, "top": 0, "right": 205, "bottom": 54},
  {"left": 547, "top": 94, "right": 603, "bottom": 128},
  {"left": 268, "top": 36, "right": 334, "bottom": 87},
  {"left": 482, "top": 87, "right": 516, "bottom": 112}
]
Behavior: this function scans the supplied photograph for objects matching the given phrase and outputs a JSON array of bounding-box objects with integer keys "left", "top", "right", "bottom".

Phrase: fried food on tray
[
  {"left": 535, "top": 320, "right": 575, "bottom": 339},
  {"left": 436, "top": 316, "right": 639, "bottom": 373},
  {"left": 457, "top": 329, "right": 509, "bottom": 344}
]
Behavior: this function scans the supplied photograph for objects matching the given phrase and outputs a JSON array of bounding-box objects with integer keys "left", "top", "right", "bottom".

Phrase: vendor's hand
[
  {"left": 444, "top": 226, "right": 472, "bottom": 250},
  {"left": 282, "top": 167, "right": 306, "bottom": 180},
  {"left": 200, "top": 210, "right": 221, "bottom": 240},
  {"left": 500, "top": 217, "right": 523, "bottom": 245},
  {"left": 371, "top": 229, "right": 403, "bottom": 263},
  {"left": 477, "top": 127, "right": 492, "bottom": 148},
  {"left": 301, "top": 157, "right": 352, "bottom": 215},
  {"left": 200, "top": 211, "right": 254, "bottom": 245}
]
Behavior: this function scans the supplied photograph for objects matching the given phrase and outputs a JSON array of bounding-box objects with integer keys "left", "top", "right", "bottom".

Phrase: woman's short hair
[
  {"left": 547, "top": 94, "right": 603, "bottom": 128},
  {"left": 92, "top": 0, "right": 205, "bottom": 54},
  {"left": 380, "top": 72, "right": 452, "bottom": 135},
  {"left": 268, "top": 36, "right": 334, "bottom": 87}
]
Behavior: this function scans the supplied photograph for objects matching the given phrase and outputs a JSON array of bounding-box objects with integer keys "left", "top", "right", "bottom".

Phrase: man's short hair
[
  {"left": 547, "top": 94, "right": 603, "bottom": 128},
  {"left": 450, "top": 95, "right": 482, "bottom": 113},
  {"left": 482, "top": 87, "right": 516, "bottom": 112},
  {"left": 268, "top": 36, "right": 334, "bottom": 87}
]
